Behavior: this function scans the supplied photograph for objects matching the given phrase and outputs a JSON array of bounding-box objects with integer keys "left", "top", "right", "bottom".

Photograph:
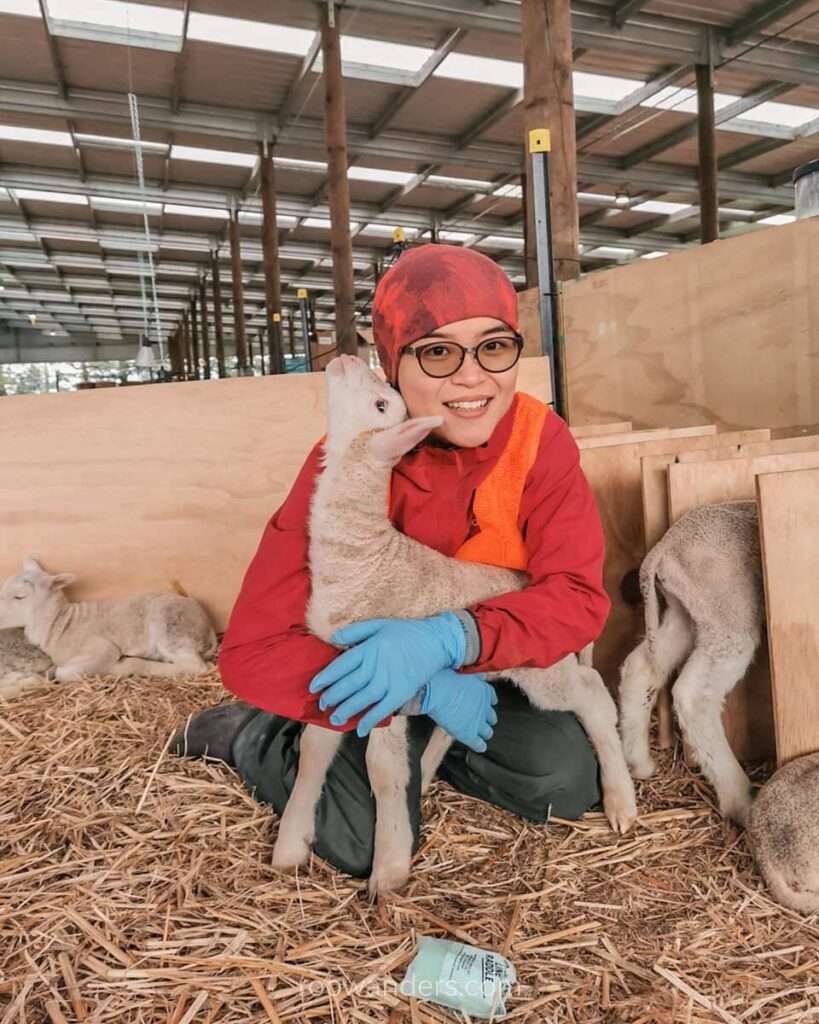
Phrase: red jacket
[{"left": 218, "top": 396, "right": 610, "bottom": 731}]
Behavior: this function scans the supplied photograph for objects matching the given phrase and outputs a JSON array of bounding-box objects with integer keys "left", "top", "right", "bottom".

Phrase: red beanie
[{"left": 372, "top": 244, "right": 519, "bottom": 385}]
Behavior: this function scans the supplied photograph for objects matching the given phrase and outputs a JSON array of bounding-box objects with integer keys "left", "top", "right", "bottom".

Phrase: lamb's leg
[
  {"left": 672, "top": 643, "right": 756, "bottom": 826},
  {"left": 272, "top": 724, "right": 342, "bottom": 871},
  {"left": 619, "top": 594, "right": 693, "bottom": 779},
  {"left": 420, "top": 726, "right": 453, "bottom": 795},
  {"left": 508, "top": 662, "right": 638, "bottom": 834},
  {"left": 366, "top": 718, "right": 414, "bottom": 898},
  {"left": 54, "top": 637, "right": 122, "bottom": 682}
]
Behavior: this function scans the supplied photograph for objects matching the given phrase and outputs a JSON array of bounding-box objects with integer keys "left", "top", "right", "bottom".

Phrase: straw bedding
[{"left": 1, "top": 670, "right": 818, "bottom": 1023}]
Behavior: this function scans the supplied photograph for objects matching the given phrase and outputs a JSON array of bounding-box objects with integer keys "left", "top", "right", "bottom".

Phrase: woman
[{"left": 173, "top": 244, "right": 611, "bottom": 879}]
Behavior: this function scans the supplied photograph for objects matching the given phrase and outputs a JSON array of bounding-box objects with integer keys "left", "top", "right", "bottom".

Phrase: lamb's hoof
[
  {"left": 367, "top": 863, "right": 410, "bottom": 900},
  {"left": 603, "top": 784, "right": 638, "bottom": 834},
  {"left": 271, "top": 833, "right": 312, "bottom": 872},
  {"left": 627, "top": 753, "right": 656, "bottom": 780}
]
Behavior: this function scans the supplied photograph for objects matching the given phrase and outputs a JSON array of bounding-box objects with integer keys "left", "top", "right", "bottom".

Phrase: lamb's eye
[{"left": 375, "top": 399, "right": 388, "bottom": 413}]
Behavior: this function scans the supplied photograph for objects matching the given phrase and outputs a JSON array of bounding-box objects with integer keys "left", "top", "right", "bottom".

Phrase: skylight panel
[
  {"left": 13, "top": 188, "right": 88, "bottom": 205},
  {"left": 493, "top": 183, "right": 523, "bottom": 199},
  {"left": 759, "top": 213, "right": 796, "bottom": 225},
  {"left": 428, "top": 174, "right": 493, "bottom": 190},
  {"left": 170, "top": 145, "right": 256, "bottom": 168},
  {"left": 90, "top": 196, "right": 162, "bottom": 214},
  {"left": 340, "top": 35, "right": 432, "bottom": 73},
  {"left": 47, "top": 0, "right": 184, "bottom": 35},
  {"left": 163, "top": 204, "right": 230, "bottom": 219},
  {"left": 735, "top": 101, "right": 819, "bottom": 129},
  {"left": 641, "top": 251, "right": 669, "bottom": 259},
  {"left": 75, "top": 132, "right": 168, "bottom": 154},
  {"left": 633, "top": 200, "right": 691, "bottom": 215},
  {"left": 0, "top": 0, "right": 39, "bottom": 15},
  {"left": 477, "top": 236, "right": 523, "bottom": 249},
  {"left": 348, "top": 167, "right": 415, "bottom": 186},
  {"left": 0, "top": 125, "right": 72, "bottom": 146},
  {"left": 439, "top": 230, "right": 476, "bottom": 243},
  {"left": 574, "top": 72, "right": 644, "bottom": 103},
  {"left": 434, "top": 53, "right": 523, "bottom": 89},
  {"left": 187, "top": 13, "right": 314, "bottom": 55},
  {"left": 586, "top": 245, "right": 637, "bottom": 259}
]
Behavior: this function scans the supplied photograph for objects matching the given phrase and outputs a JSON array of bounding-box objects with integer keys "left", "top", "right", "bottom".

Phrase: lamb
[
  {"left": 618, "top": 501, "right": 763, "bottom": 826},
  {"left": 747, "top": 752, "right": 819, "bottom": 914},
  {"left": 271, "top": 354, "right": 636, "bottom": 897},
  {"left": 0, "top": 558, "right": 217, "bottom": 682},
  {"left": 0, "top": 627, "right": 52, "bottom": 699}
]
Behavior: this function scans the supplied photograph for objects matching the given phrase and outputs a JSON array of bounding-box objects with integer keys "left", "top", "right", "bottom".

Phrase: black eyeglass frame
[{"left": 399, "top": 332, "right": 524, "bottom": 379}]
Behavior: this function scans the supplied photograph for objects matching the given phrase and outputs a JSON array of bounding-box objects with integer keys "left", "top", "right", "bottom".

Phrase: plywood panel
[
  {"left": 572, "top": 421, "right": 632, "bottom": 438},
  {"left": 757, "top": 467, "right": 819, "bottom": 765},
  {"left": 579, "top": 429, "right": 770, "bottom": 692},
  {"left": 562, "top": 216, "right": 819, "bottom": 432},
  {"left": 676, "top": 433, "right": 819, "bottom": 464},
  {"left": 0, "top": 359, "right": 553, "bottom": 631},
  {"left": 578, "top": 425, "right": 716, "bottom": 451}
]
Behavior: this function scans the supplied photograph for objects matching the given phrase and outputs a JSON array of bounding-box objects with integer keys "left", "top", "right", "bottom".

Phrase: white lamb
[
  {"left": 0, "top": 558, "right": 217, "bottom": 682},
  {"left": 272, "top": 354, "right": 636, "bottom": 897},
  {"left": 0, "top": 627, "right": 53, "bottom": 699},
  {"left": 618, "top": 501, "right": 763, "bottom": 825}
]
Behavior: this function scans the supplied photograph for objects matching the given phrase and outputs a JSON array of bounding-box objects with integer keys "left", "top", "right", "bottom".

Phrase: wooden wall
[
  {"left": 517, "top": 217, "right": 819, "bottom": 432},
  {"left": 0, "top": 358, "right": 552, "bottom": 631}
]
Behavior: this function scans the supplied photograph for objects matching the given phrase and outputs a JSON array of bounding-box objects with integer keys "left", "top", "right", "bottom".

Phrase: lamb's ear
[
  {"left": 369, "top": 416, "right": 444, "bottom": 462},
  {"left": 49, "top": 573, "right": 76, "bottom": 591},
  {"left": 22, "top": 554, "right": 43, "bottom": 574}
]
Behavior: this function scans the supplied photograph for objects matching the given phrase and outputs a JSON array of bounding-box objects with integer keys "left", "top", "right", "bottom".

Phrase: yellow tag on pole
[
  {"left": 297, "top": 288, "right": 308, "bottom": 299},
  {"left": 528, "top": 128, "right": 551, "bottom": 153},
  {"left": 272, "top": 312, "right": 281, "bottom": 322},
  {"left": 392, "top": 227, "right": 405, "bottom": 243}
]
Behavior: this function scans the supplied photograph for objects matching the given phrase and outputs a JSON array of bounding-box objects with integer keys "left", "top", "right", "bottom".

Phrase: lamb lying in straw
[
  {"left": 0, "top": 558, "right": 217, "bottom": 682},
  {"left": 272, "top": 354, "right": 636, "bottom": 897},
  {"left": 0, "top": 627, "right": 52, "bottom": 699},
  {"left": 618, "top": 502, "right": 763, "bottom": 826}
]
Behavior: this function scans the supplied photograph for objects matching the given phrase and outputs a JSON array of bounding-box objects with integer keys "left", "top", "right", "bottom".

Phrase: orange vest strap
[{"left": 454, "top": 392, "right": 548, "bottom": 571}]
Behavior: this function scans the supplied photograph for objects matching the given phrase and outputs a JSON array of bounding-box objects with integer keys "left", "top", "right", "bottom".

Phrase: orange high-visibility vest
[{"left": 453, "top": 392, "right": 548, "bottom": 571}]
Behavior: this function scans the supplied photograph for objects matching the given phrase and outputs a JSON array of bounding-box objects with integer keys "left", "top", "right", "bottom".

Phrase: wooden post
[
  {"left": 210, "top": 249, "right": 226, "bottom": 378},
  {"left": 182, "top": 311, "right": 192, "bottom": 378},
  {"left": 229, "top": 206, "right": 248, "bottom": 371},
  {"left": 320, "top": 2, "right": 358, "bottom": 356},
  {"left": 521, "top": 0, "right": 579, "bottom": 284},
  {"left": 199, "top": 276, "right": 211, "bottom": 379},
  {"left": 696, "top": 62, "right": 719, "bottom": 244},
  {"left": 190, "top": 293, "right": 200, "bottom": 380},
  {"left": 260, "top": 144, "right": 284, "bottom": 374}
]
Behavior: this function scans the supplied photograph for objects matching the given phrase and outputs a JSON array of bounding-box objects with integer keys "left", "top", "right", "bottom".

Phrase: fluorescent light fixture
[
  {"left": 348, "top": 166, "right": 415, "bottom": 186},
  {"left": 439, "top": 230, "right": 476, "bottom": 243},
  {"left": 274, "top": 157, "right": 327, "bottom": 173},
  {"left": 163, "top": 203, "right": 230, "bottom": 219},
  {"left": 0, "top": 1, "right": 39, "bottom": 15},
  {"left": 641, "top": 251, "right": 669, "bottom": 259},
  {"left": 736, "top": 101, "right": 819, "bottom": 129},
  {"left": 170, "top": 144, "right": 256, "bottom": 168},
  {"left": 435, "top": 52, "right": 522, "bottom": 89},
  {"left": 359, "top": 223, "right": 417, "bottom": 238},
  {"left": 75, "top": 132, "right": 168, "bottom": 154},
  {"left": 47, "top": 0, "right": 184, "bottom": 35},
  {"left": 0, "top": 124, "right": 72, "bottom": 146},
  {"left": 428, "top": 174, "right": 493, "bottom": 190},
  {"left": 577, "top": 191, "right": 618, "bottom": 205},
  {"left": 759, "top": 213, "right": 796, "bottom": 225},
  {"left": 586, "top": 245, "right": 637, "bottom": 259},
  {"left": 90, "top": 196, "right": 162, "bottom": 214},
  {"left": 633, "top": 200, "right": 692, "bottom": 215},
  {"left": 187, "top": 13, "right": 314, "bottom": 55},
  {"left": 13, "top": 188, "right": 88, "bottom": 205},
  {"left": 477, "top": 235, "right": 523, "bottom": 249},
  {"left": 574, "top": 72, "right": 644, "bottom": 103},
  {"left": 341, "top": 35, "right": 432, "bottom": 73}
]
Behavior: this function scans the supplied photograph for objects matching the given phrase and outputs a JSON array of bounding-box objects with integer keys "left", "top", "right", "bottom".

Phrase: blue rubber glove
[
  {"left": 421, "top": 669, "right": 498, "bottom": 753},
  {"left": 308, "top": 612, "right": 467, "bottom": 734}
]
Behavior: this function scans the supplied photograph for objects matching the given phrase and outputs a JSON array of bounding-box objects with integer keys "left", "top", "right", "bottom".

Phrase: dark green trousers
[{"left": 233, "top": 680, "right": 601, "bottom": 879}]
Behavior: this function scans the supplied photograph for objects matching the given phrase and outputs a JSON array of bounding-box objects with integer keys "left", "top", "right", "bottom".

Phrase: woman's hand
[
  {"left": 308, "top": 612, "right": 467, "bottom": 734},
  {"left": 421, "top": 668, "right": 498, "bottom": 752}
]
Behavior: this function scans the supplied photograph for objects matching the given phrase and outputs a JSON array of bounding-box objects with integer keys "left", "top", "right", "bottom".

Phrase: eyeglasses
[{"left": 400, "top": 333, "right": 524, "bottom": 378}]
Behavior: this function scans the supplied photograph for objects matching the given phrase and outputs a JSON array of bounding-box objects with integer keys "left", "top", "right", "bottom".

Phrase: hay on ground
[{"left": 1, "top": 671, "right": 817, "bottom": 1023}]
